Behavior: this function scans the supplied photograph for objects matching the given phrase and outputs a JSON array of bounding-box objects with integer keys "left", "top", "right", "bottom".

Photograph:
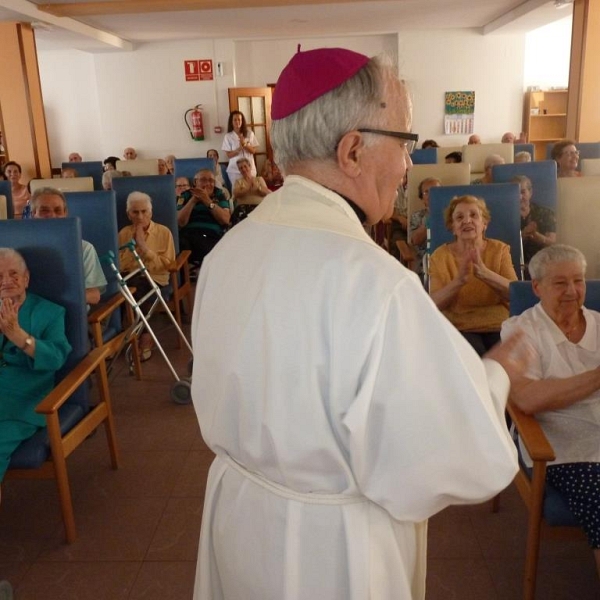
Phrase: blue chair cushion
[{"left": 8, "top": 403, "right": 87, "bottom": 469}]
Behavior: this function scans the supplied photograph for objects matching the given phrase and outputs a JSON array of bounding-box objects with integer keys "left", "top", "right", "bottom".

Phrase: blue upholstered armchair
[{"left": 1, "top": 218, "right": 120, "bottom": 543}]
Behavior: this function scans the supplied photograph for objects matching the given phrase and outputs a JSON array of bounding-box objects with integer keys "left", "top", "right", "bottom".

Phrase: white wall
[
  {"left": 38, "top": 50, "right": 102, "bottom": 165},
  {"left": 399, "top": 29, "right": 526, "bottom": 146},
  {"left": 524, "top": 16, "right": 572, "bottom": 90},
  {"left": 234, "top": 35, "right": 398, "bottom": 88},
  {"left": 37, "top": 30, "right": 527, "bottom": 165}
]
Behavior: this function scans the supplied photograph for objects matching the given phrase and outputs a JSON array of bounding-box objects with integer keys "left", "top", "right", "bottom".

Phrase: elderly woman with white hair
[
  {"left": 118, "top": 191, "right": 175, "bottom": 359},
  {"left": 0, "top": 247, "right": 71, "bottom": 600},
  {"left": 502, "top": 244, "right": 600, "bottom": 576},
  {"left": 0, "top": 247, "right": 71, "bottom": 489},
  {"left": 472, "top": 153, "right": 505, "bottom": 185}
]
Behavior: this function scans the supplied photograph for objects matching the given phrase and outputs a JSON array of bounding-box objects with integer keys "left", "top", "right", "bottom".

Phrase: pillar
[{"left": 0, "top": 22, "right": 52, "bottom": 180}]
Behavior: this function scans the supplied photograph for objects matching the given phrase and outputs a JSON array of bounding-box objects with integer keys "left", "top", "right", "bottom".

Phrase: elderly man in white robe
[{"left": 190, "top": 47, "right": 529, "bottom": 600}]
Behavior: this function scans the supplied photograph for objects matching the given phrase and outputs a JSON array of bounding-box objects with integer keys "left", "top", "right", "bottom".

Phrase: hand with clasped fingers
[
  {"left": 190, "top": 187, "right": 212, "bottom": 208},
  {"left": 0, "top": 297, "right": 23, "bottom": 345}
]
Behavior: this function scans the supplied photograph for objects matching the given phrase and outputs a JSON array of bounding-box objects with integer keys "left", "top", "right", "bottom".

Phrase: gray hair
[
  {"left": 102, "top": 169, "right": 123, "bottom": 190},
  {"left": 484, "top": 154, "right": 505, "bottom": 170},
  {"left": 236, "top": 158, "right": 251, "bottom": 168},
  {"left": 514, "top": 151, "right": 532, "bottom": 163},
  {"left": 30, "top": 187, "right": 67, "bottom": 211},
  {"left": 0, "top": 247, "right": 28, "bottom": 273},
  {"left": 126, "top": 191, "right": 152, "bottom": 211},
  {"left": 529, "top": 244, "right": 587, "bottom": 281},
  {"left": 510, "top": 175, "right": 532, "bottom": 190},
  {"left": 271, "top": 55, "right": 399, "bottom": 170},
  {"left": 193, "top": 169, "right": 215, "bottom": 181}
]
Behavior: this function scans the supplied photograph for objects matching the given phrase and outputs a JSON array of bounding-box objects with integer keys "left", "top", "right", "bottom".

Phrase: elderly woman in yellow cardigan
[{"left": 429, "top": 195, "right": 518, "bottom": 356}]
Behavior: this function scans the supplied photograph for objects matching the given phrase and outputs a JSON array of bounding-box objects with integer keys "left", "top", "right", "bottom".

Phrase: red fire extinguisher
[{"left": 184, "top": 104, "right": 205, "bottom": 141}]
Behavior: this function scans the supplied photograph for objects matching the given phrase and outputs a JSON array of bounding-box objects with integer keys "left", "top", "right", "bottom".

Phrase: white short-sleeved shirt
[
  {"left": 82, "top": 239, "right": 107, "bottom": 294},
  {"left": 222, "top": 130, "right": 259, "bottom": 178},
  {"left": 502, "top": 302, "right": 600, "bottom": 465}
]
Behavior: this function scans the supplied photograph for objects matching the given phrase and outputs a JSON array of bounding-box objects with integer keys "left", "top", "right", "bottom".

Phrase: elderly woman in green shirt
[{"left": 0, "top": 248, "right": 71, "bottom": 490}]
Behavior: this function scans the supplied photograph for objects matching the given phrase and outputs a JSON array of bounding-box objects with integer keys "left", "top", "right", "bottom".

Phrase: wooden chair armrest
[
  {"left": 35, "top": 346, "right": 112, "bottom": 415},
  {"left": 168, "top": 250, "right": 192, "bottom": 273},
  {"left": 87, "top": 293, "right": 127, "bottom": 324},
  {"left": 507, "top": 402, "right": 556, "bottom": 463}
]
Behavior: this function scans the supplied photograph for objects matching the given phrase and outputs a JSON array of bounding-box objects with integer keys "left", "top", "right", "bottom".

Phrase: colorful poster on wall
[{"left": 444, "top": 91, "right": 475, "bottom": 135}]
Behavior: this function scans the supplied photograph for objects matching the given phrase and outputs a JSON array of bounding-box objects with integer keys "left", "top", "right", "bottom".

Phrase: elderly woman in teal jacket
[{"left": 0, "top": 247, "right": 71, "bottom": 489}]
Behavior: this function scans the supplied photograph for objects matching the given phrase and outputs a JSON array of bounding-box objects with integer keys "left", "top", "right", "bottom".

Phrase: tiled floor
[{"left": 1, "top": 316, "right": 598, "bottom": 599}]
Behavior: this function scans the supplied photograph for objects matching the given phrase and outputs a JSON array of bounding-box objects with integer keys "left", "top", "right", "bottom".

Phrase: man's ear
[{"left": 336, "top": 131, "right": 364, "bottom": 178}]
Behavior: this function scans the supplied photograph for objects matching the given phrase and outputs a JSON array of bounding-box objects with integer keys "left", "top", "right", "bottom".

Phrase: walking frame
[{"left": 104, "top": 240, "right": 194, "bottom": 403}]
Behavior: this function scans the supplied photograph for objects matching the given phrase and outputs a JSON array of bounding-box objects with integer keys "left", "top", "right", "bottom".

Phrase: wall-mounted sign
[{"left": 184, "top": 59, "right": 213, "bottom": 82}]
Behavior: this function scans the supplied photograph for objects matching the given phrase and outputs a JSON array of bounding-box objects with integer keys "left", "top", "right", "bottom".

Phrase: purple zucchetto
[{"left": 271, "top": 46, "right": 370, "bottom": 120}]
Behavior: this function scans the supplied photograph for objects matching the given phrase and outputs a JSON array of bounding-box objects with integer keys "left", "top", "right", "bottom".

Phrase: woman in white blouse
[
  {"left": 222, "top": 110, "right": 258, "bottom": 189},
  {"left": 501, "top": 244, "right": 600, "bottom": 575}
]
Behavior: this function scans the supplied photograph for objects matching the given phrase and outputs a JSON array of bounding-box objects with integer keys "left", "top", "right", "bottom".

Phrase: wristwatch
[
  {"left": 21, "top": 335, "right": 33, "bottom": 351},
  {"left": 208, "top": 202, "right": 216, "bottom": 210}
]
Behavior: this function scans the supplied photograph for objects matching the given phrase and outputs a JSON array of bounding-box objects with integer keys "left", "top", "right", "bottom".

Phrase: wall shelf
[{"left": 523, "top": 89, "right": 568, "bottom": 160}]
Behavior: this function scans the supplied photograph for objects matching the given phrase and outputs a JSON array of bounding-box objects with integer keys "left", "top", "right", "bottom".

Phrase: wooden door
[{"left": 228, "top": 87, "right": 272, "bottom": 175}]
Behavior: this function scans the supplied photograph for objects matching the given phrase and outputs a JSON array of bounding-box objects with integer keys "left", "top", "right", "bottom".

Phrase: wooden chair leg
[
  {"left": 130, "top": 335, "right": 142, "bottom": 380},
  {"left": 172, "top": 290, "right": 184, "bottom": 349},
  {"left": 96, "top": 360, "right": 120, "bottom": 470},
  {"left": 46, "top": 414, "right": 77, "bottom": 543},
  {"left": 523, "top": 465, "right": 546, "bottom": 600}
]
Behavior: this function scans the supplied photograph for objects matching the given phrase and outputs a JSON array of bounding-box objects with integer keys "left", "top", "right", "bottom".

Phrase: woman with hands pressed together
[
  {"left": 118, "top": 192, "right": 176, "bottom": 360},
  {"left": 429, "top": 195, "right": 518, "bottom": 355},
  {"left": 0, "top": 248, "right": 71, "bottom": 496},
  {"left": 222, "top": 110, "right": 259, "bottom": 189},
  {"left": 231, "top": 158, "right": 270, "bottom": 226}
]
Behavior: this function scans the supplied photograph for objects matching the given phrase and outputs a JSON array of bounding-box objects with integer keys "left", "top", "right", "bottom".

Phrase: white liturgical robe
[{"left": 191, "top": 175, "right": 518, "bottom": 600}]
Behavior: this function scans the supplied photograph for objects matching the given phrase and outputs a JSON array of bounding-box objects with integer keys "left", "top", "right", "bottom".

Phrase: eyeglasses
[
  {"left": 562, "top": 150, "right": 580, "bottom": 157},
  {"left": 194, "top": 177, "right": 215, "bottom": 184},
  {"left": 175, "top": 184, "right": 190, "bottom": 188},
  {"left": 357, "top": 128, "right": 419, "bottom": 154}
]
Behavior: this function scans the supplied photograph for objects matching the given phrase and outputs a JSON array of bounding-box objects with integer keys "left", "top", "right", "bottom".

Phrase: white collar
[
  {"left": 250, "top": 175, "right": 373, "bottom": 244},
  {"left": 534, "top": 303, "right": 597, "bottom": 351}
]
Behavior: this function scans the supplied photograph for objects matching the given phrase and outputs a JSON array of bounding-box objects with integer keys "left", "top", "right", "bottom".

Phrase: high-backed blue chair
[
  {"left": 65, "top": 190, "right": 142, "bottom": 378},
  {"left": 428, "top": 183, "right": 522, "bottom": 278},
  {"left": 492, "top": 160, "right": 557, "bottom": 211},
  {"left": 220, "top": 163, "right": 232, "bottom": 195},
  {"left": 61, "top": 161, "right": 104, "bottom": 190},
  {"left": 173, "top": 157, "right": 214, "bottom": 182},
  {"left": 1, "top": 218, "right": 119, "bottom": 543},
  {"left": 514, "top": 143, "right": 535, "bottom": 159},
  {"left": 507, "top": 280, "right": 600, "bottom": 600},
  {"left": 112, "top": 175, "right": 192, "bottom": 337},
  {"left": 410, "top": 147, "right": 437, "bottom": 165},
  {"left": 0, "top": 180, "right": 14, "bottom": 219}
]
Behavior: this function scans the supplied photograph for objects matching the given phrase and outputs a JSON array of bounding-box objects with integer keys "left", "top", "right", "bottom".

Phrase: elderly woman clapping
[
  {"left": 501, "top": 245, "right": 600, "bottom": 576},
  {"left": 231, "top": 158, "right": 270, "bottom": 226},
  {"left": 429, "top": 195, "right": 518, "bottom": 355},
  {"left": 0, "top": 248, "right": 71, "bottom": 493}
]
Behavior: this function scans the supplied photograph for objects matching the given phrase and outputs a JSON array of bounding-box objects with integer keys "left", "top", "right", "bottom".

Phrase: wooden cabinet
[{"left": 523, "top": 90, "right": 568, "bottom": 160}]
